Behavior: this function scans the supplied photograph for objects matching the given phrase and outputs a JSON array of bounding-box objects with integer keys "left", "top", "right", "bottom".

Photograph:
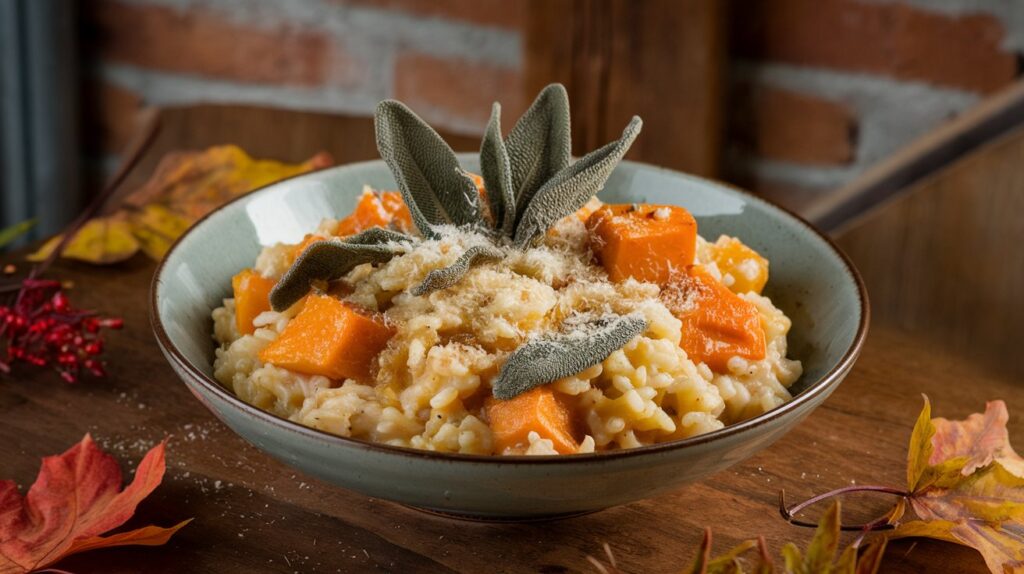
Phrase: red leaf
[{"left": 0, "top": 435, "right": 188, "bottom": 573}]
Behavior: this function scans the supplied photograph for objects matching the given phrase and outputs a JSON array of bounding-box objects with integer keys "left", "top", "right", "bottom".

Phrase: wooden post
[{"left": 524, "top": 0, "right": 725, "bottom": 178}]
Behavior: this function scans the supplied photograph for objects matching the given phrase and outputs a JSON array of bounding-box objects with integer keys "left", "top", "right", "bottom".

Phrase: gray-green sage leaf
[
  {"left": 513, "top": 116, "right": 642, "bottom": 247},
  {"left": 375, "top": 100, "right": 481, "bottom": 237},
  {"left": 410, "top": 245, "right": 504, "bottom": 297},
  {"left": 506, "top": 84, "right": 572, "bottom": 220},
  {"left": 269, "top": 238, "right": 408, "bottom": 311},
  {"left": 491, "top": 313, "right": 648, "bottom": 400},
  {"left": 480, "top": 103, "right": 517, "bottom": 237}
]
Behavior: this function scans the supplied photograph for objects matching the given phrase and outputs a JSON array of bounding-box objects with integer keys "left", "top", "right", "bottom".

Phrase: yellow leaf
[
  {"left": 129, "top": 204, "right": 193, "bottom": 260},
  {"left": 834, "top": 544, "right": 857, "bottom": 574},
  {"left": 28, "top": 216, "right": 140, "bottom": 264},
  {"left": 685, "top": 529, "right": 712, "bottom": 574},
  {"left": 803, "top": 500, "right": 841, "bottom": 572},
  {"left": 897, "top": 518, "right": 1024, "bottom": 573},
  {"left": 854, "top": 538, "right": 887, "bottom": 574},
  {"left": 32, "top": 146, "right": 331, "bottom": 265},
  {"left": 781, "top": 543, "right": 802, "bottom": 573},
  {"left": 902, "top": 399, "right": 1024, "bottom": 573},
  {"left": 907, "top": 395, "right": 934, "bottom": 491},
  {"left": 706, "top": 538, "right": 760, "bottom": 574},
  {"left": 891, "top": 519, "right": 959, "bottom": 544}
]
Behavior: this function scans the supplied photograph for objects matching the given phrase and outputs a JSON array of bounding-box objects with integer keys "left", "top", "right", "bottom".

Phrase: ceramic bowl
[{"left": 151, "top": 155, "right": 868, "bottom": 520}]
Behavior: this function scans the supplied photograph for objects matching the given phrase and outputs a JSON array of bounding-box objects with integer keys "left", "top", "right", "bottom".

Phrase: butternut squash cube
[
  {"left": 708, "top": 236, "right": 769, "bottom": 294},
  {"left": 231, "top": 269, "right": 276, "bottom": 335},
  {"left": 258, "top": 295, "right": 394, "bottom": 381},
  {"left": 486, "top": 387, "right": 578, "bottom": 455},
  {"left": 586, "top": 204, "right": 697, "bottom": 284},
  {"left": 288, "top": 233, "right": 329, "bottom": 265},
  {"left": 664, "top": 265, "right": 766, "bottom": 373},
  {"left": 289, "top": 190, "right": 414, "bottom": 263},
  {"left": 335, "top": 189, "right": 412, "bottom": 237}
]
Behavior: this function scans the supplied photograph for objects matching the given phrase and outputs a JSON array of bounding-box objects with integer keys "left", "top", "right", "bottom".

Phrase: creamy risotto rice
[{"left": 212, "top": 195, "right": 802, "bottom": 455}]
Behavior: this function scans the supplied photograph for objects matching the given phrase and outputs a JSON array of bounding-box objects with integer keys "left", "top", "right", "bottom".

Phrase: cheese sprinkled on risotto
[{"left": 212, "top": 201, "right": 802, "bottom": 455}]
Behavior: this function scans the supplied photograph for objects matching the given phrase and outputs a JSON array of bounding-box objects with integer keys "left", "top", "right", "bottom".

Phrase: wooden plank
[
  {"left": 118, "top": 104, "right": 481, "bottom": 192},
  {"left": 836, "top": 124, "right": 1024, "bottom": 380},
  {"left": 0, "top": 253, "right": 999, "bottom": 572},
  {"left": 524, "top": 0, "right": 725, "bottom": 177},
  {"left": 807, "top": 79, "right": 1024, "bottom": 232}
]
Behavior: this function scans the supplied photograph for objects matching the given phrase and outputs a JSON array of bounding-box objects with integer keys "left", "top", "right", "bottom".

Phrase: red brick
[
  {"left": 340, "top": 0, "right": 524, "bottom": 30},
  {"left": 733, "top": 84, "right": 856, "bottom": 166},
  {"left": 732, "top": 0, "right": 1016, "bottom": 92},
  {"left": 87, "top": 1, "right": 345, "bottom": 86},
  {"left": 394, "top": 53, "right": 525, "bottom": 131}
]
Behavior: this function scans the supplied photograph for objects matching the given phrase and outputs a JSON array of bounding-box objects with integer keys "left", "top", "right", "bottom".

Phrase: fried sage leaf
[
  {"left": 513, "top": 116, "right": 642, "bottom": 247},
  {"left": 410, "top": 245, "right": 504, "bottom": 297},
  {"left": 479, "top": 103, "right": 516, "bottom": 237},
  {"left": 491, "top": 313, "right": 647, "bottom": 400},
  {"left": 506, "top": 84, "right": 572, "bottom": 219},
  {"left": 343, "top": 227, "right": 410, "bottom": 246},
  {"left": 375, "top": 100, "right": 481, "bottom": 237},
  {"left": 269, "top": 236, "right": 407, "bottom": 311}
]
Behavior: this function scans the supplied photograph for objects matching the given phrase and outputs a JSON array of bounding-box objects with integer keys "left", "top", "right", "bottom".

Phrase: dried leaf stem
[{"left": 779, "top": 486, "right": 907, "bottom": 533}]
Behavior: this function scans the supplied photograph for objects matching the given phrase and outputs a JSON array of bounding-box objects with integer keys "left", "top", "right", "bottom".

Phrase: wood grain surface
[
  {"left": 836, "top": 124, "right": 1024, "bottom": 382},
  {"left": 1, "top": 106, "right": 1016, "bottom": 572},
  {"left": 524, "top": 0, "right": 725, "bottom": 178}
]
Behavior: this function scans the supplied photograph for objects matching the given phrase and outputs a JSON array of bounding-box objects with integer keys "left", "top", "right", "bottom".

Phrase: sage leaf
[
  {"left": 513, "top": 116, "right": 642, "bottom": 247},
  {"left": 375, "top": 100, "right": 481, "bottom": 237},
  {"left": 344, "top": 227, "right": 411, "bottom": 246},
  {"left": 506, "top": 84, "right": 572, "bottom": 219},
  {"left": 480, "top": 103, "right": 516, "bottom": 237},
  {"left": 410, "top": 245, "right": 504, "bottom": 297},
  {"left": 269, "top": 238, "right": 407, "bottom": 311},
  {"left": 491, "top": 313, "right": 647, "bottom": 400}
]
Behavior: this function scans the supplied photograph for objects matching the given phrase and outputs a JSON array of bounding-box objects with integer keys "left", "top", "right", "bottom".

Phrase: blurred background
[{"left": 1, "top": 0, "right": 1021, "bottom": 238}]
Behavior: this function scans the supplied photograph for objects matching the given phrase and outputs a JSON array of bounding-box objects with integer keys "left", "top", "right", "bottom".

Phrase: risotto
[
  {"left": 212, "top": 191, "right": 801, "bottom": 455},
  {"left": 211, "top": 84, "right": 802, "bottom": 456}
]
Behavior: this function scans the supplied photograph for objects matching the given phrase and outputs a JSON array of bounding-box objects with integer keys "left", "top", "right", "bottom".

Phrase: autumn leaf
[
  {"left": 892, "top": 398, "right": 1024, "bottom": 573},
  {"left": 29, "top": 145, "right": 332, "bottom": 264},
  {"left": 0, "top": 435, "right": 190, "bottom": 573},
  {"left": 588, "top": 501, "right": 885, "bottom": 574},
  {"left": 0, "top": 220, "right": 35, "bottom": 250},
  {"left": 780, "top": 501, "right": 886, "bottom": 574}
]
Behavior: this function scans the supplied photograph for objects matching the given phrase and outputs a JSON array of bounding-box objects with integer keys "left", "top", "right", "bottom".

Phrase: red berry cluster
[{"left": 0, "top": 278, "right": 123, "bottom": 383}]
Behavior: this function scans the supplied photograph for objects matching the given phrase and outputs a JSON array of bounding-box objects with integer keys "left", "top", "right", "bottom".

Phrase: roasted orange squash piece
[
  {"left": 666, "top": 266, "right": 766, "bottom": 373},
  {"left": 232, "top": 269, "right": 276, "bottom": 335},
  {"left": 709, "top": 236, "right": 769, "bottom": 294},
  {"left": 486, "top": 387, "right": 578, "bottom": 454},
  {"left": 335, "top": 189, "right": 413, "bottom": 237},
  {"left": 289, "top": 190, "right": 413, "bottom": 262},
  {"left": 258, "top": 295, "right": 394, "bottom": 381},
  {"left": 586, "top": 204, "right": 697, "bottom": 284},
  {"left": 288, "top": 232, "right": 329, "bottom": 264},
  {"left": 574, "top": 197, "right": 603, "bottom": 222}
]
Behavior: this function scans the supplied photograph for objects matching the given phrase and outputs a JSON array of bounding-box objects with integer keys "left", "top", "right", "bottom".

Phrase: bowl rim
[{"left": 150, "top": 156, "right": 870, "bottom": 465}]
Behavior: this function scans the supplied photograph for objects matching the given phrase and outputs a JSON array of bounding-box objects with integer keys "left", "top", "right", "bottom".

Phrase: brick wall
[
  {"left": 727, "top": 0, "right": 1023, "bottom": 204},
  {"left": 80, "top": 0, "right": 1024, "bottom": 206},
  {"left": 80, "top": 0, "right": 526, "bottom": 159}
]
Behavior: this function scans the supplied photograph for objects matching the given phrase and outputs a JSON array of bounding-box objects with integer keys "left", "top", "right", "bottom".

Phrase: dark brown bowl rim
[{"left": 150, "top": 157, "right": 870, "bottom": 465}]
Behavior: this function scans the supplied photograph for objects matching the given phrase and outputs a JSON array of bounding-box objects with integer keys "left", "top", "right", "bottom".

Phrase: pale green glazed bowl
[{"left": 151, "top": 155, "right": 868, "bottom": 520}]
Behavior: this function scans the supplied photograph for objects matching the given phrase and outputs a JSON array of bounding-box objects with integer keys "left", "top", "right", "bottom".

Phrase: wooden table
[{"left": 3, "top": 106, "right": 1020, "bottom": 573}]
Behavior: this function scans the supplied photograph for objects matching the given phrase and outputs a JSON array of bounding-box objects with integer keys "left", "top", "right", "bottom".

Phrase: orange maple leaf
[{"left": 0, "top": 435, "right": 189, "bottom": 574}]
